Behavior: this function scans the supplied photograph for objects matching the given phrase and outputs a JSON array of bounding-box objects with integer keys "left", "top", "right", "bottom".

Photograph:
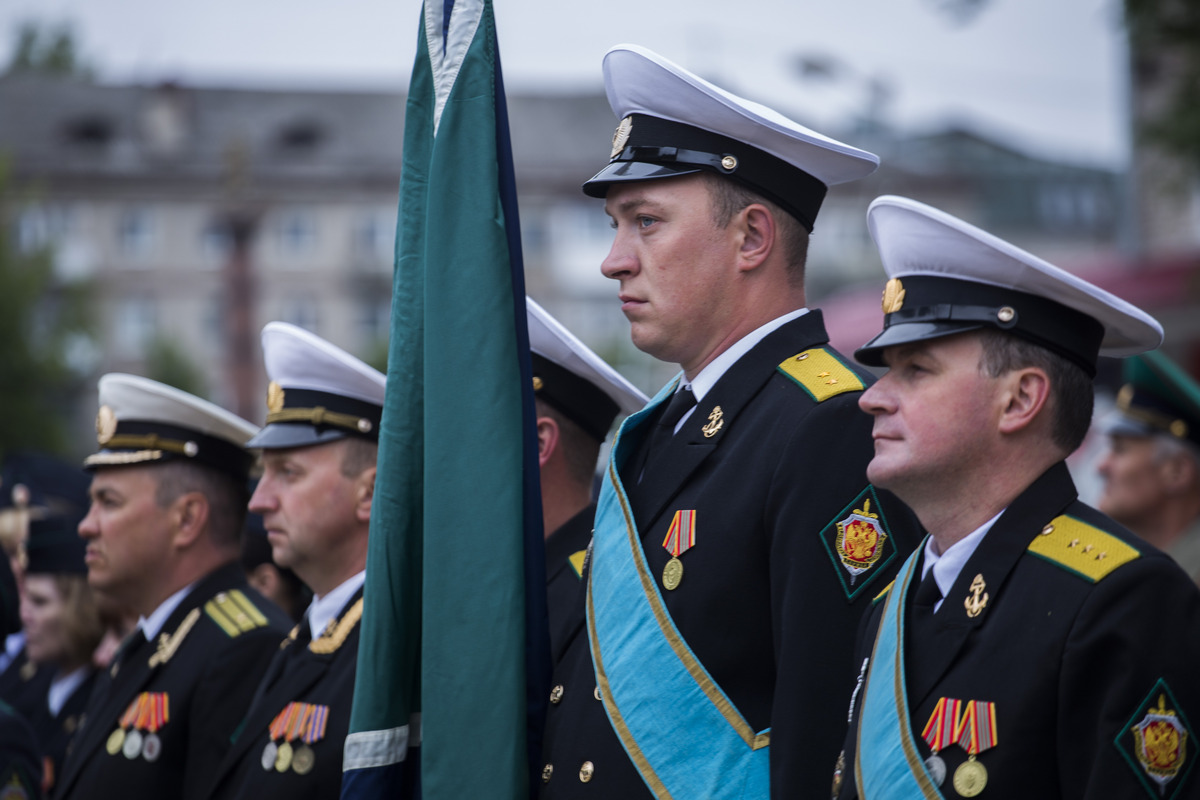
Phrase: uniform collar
[
  {"left": 922, "top": 510, "right": 1003, "bottom": 613},
  {"left": 48, "top": 665, "right": 90, "bottom": 716},
  {"left": 139, "top": 581, "right": 196, "bottom": 640},
  {"left": 308, "top": 570, "right": 366, "bottom": 641}
]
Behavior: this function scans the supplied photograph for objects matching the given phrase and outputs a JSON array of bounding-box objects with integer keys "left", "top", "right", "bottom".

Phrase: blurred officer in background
[{"left": 1098, "top": 350, "right": 1200, "bottom": 581}]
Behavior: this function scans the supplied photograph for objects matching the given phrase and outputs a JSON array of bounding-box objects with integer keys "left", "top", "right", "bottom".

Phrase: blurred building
[{"left": 0, "top": 74, "right": 1174, "bottom": 454}]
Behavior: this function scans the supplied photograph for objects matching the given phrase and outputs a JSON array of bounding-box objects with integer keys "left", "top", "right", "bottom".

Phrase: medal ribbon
[
  {"left": 662, "top": 509, "right": 696, "bottom": 557},
  {"left": 286, "top": 704, "right": 313, "bottom": 744},
  {"left": 119, "top": 694, "right": 148, "bottom": 730},
  {"left": 920, "top": 697, "right": 961, "bottom": 754},
  {"left": 954, "top": 701, "right": 998, "bottom": 755},
  {"left": 268, "top": 702, "right": 300, "bottom": 743},
  {"left": 301, "top": 704, "right": 329, "bottom": 744}
]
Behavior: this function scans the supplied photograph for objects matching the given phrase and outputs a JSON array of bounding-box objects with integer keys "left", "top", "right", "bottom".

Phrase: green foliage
[
  {"left": 144, "top": 338, "right": 208, "bottom": 399},
  {"left": 1126, "top": 0, "right": 1200, "bottom": 170},
  {"left": 5, "top": 20, "right": 92, "bottom": 78},
  {"left": 0, "top": 158, "right": 96, "bottom": 460}
]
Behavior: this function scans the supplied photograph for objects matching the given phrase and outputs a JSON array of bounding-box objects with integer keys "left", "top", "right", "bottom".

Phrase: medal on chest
[{"left": 661, "top": 510, "right": 696, "bottom": 591}]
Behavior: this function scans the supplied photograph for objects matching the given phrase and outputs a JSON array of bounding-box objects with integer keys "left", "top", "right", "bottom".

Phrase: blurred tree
[
  {"left": 145, "top": 338, "right": 209, "bottom": 399},
  {"left": 4, "top": 20, "right": 92, "bottom": 78},
  {"left": 0, "top": 158, "right": 95, "bottom": 460},
  {"left": 1126, "top": 0, "right": 1200, "bottom": 171}
]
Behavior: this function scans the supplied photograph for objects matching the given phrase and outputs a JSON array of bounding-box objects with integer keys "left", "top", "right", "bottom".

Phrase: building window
[
  {"left": 117, "top": 208, "right": 155, "bottom": 263},
  {"left": 275, "top": 210, "right": 317, "bottom": 262},
  {"left": 351, "top": 209, "right": 395, "bottom": 269},
  {"left": 115, "top": 296, "right": 157, "bottom": 358}
]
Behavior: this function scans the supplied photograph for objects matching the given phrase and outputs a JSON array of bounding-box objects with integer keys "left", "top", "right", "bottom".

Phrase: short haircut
[
  {"left": 54, "top": 573, "right": 105, "bottom": 668},
  {"left": 536, "top": 398, "right": 602, "bottom": 488},
  {"left": 153, "top": 460, "right": 249, "bottom": 550},
  {"left": 1151, "top": 433, "right": 1200, "bottom": 469},
  {"left": 702, "top": 173, "right": 810, "bottom": 286},
  {"left": 976, "top": 328, "right": 1094, "bottom": 454},
  {"left": 338, "top": 438, "right": 379, "bottom": 480}
]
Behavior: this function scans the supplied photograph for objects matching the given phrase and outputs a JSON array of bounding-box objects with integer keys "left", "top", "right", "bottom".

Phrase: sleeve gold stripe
[
  {"left": 1027, "top": 515, "right": 1140, "bottom": 583},
  {"left": 777, "top": 349, "right": 865, "bottom": 402}
]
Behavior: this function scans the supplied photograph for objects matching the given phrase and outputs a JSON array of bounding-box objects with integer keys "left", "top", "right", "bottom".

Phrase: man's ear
[
  {"left": 537, "top": 415, "right": 560, "bottom": 469},
  {"left": 734, "top": 204, "right": 775, "bottom": 273},
  {"left": 171, "top": 492, "right": 211, "bottom": 549},
  {"left": 997, "top": 367, "right": 1051, "bottom": 435},
  {"left": 355, "top": 466, "right": 377, "bottom": 523},
  {"left": 1160, "top": 448, "right": 1197, "bottom": 494}
]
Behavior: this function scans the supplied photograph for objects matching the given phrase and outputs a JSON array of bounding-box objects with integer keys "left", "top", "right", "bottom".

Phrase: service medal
[
  {"left": 662, "top": 557, "right": 683, "bottom": 591},
  {"left": 292, "top": 744, "right": 315, "bottom": 775},
  {"left": 924, "top": 753, "right": 946, "bottom": 786},
  {"left": 952, "top": 756, "right": 987, "bottom": 797},
  {"left": 660, "top": 510, "right": 696, "bottom": 590},
  {"left": 142, "top": 732, "right": 162, "bottom": 762},
  {"left": 261, "top": 742, "right": 278, "bottom": 772},
  {"left": 106, "top": 729, "right": 125, "bottom": 756},
  {"left": 275, "top": 740, "right": 294, "bottom": 773},
  {"left": 123, "top": 729, "right": 143, "bottom": 760}
]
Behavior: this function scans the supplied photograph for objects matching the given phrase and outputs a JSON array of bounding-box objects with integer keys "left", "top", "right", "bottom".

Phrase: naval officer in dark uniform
[
  {"left": 527, "top": 297, "right": 646, "bottom": 656},
  {"left": 539, "top": 45, "right": 920, "bottom": 799},
  {"left": 54, "top": 375, "right": 291, "bottom": 800},
  {"left": 204, "top": 322, "right": 385, "bottom": 800},
  {"left": 837, "top": 196, "right": 1200, "bottom": 800}
]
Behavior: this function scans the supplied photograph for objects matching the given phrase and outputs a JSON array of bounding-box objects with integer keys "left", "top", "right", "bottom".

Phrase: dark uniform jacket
[
  {"left": 53, "top": 564, "right": 290, "bottom": 800},
  {"left": 540, "top": 311, "right": 919, "bottom": 799},
  {"left": 204, "top": 587, "right": 363, "bottom": 800},
  {"left": 545, "top": 505, "right": 594, "bottom": 657},
  {"left": 838, "top": 463, "right": 1200, "bottom": 800},
  {"left": 29, "top": 669, "right": 95, "bottom": 796},
  {"left": 0, "top": 699, "right": 43, "bottom": 799},
  {"left": 0, "top": 649, "right": 53, "bottom": 726}
]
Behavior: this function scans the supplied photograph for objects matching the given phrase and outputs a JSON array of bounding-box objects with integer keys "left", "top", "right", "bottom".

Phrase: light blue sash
[
  {"left": 854, "top": 544, "right": 945, "bottom": 799},
  {"left": 587, "top": 378, "right": 770, "bottom": 799}
]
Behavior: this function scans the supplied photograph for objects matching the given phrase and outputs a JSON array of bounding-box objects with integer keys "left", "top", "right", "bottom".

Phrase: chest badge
[
  {"left": 701, "top": 406, "right": 723, "bottom": 438},
  {"left": 963, "top": 574, "right": 989, "bottom": 618},
  {"left": 835, "top": 499, "right": 888, "bottom": 585}
]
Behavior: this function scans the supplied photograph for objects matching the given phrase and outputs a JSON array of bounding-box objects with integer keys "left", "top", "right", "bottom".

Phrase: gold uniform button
[
  {"left": 579, "top": 761, "right": 594, "bottom": 783},
  {"left": 542, "top": 764, "right": 553, "bottom": 783},
  {"left": 550, "top": 684, "right": 564, "bottom": 704}
]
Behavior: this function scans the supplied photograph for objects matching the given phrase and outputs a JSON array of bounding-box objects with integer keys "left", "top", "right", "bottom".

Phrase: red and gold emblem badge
[
  {"left": 1132, "top": 694, "right": 1188, "bottom": 790},
  {"left": 835, "top": 499, "right": 888, "bottom": 583}
]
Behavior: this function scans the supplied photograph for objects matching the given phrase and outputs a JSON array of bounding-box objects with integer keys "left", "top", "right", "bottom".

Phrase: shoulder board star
[
  {"left": 777, "top": 348, "right": 864, "bottom": 402},
  {"left": 205, "top": 590, "right": 271, "bottom": 637},
  {"left": 1027, "top": 515, "right": 1140, "bottom": 583}
]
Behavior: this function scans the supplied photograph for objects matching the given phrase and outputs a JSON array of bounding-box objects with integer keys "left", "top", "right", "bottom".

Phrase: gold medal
[
  {"left": 952, "top": 755, "right": 988, "bottom": 797},
  {"left": 106, "top": 729, "right": 126, "bottom": 756},
  {"left": 275, "top": 740, "right": 294, "bottom": 773},
  {"left": 292, "top": 744, "right": 315, "bottom": 775},
  {"left": 662, "top": 557, "right": 683, "bottom": 590}
]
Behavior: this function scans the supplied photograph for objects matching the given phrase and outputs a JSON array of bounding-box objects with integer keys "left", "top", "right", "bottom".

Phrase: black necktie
[
  {"left": 648, "top": 388, "right": 697, "bottom": 453},
  {"left": 908, "top": 567, "right": 943, "bottom": 650}
]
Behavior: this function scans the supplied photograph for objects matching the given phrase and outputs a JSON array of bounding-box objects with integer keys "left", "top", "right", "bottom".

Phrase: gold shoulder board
[
  {"left": 1027, "top": 515, "right": 1140, "bottom": 583},
  {"left": 777, "top": 349, "right": 865, "bottom": 403},
  {"left": 205, "top": 590, "right": 271, "bottom": 637}
]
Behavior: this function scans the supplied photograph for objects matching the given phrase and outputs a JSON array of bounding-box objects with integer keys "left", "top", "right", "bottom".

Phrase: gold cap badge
[
  {"left": 96, "top": 405, "right": 118, "bottom": 445},
  {"left": 266, "top": 382, "right": 286, "bottom": 414},
  {"left": 611, "top": 116, "right": 633, "bottom": 159},
  {"left": 881, "top": 278, "right": 906, "bottom": 314}
]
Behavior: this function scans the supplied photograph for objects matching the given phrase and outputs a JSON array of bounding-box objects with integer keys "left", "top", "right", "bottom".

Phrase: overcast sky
[{"left": 0, "top": 0, "right": 1130, "bottom": 167}]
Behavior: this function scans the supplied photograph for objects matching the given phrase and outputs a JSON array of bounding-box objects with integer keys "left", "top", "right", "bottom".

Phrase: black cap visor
[
  {"left": 245, "top": 423, "right": 356, "bottom": 450},
  {"left": 855, "top": 321, "right": 987, "bottom": 367},
  {"left": 583, "top": 160, "right": 704, "bottom": 198}
]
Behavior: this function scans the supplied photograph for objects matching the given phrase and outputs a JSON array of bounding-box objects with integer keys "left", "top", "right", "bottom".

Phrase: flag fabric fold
[{"left": 341, "top": 1, "right": 548, "bottom": 796}]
